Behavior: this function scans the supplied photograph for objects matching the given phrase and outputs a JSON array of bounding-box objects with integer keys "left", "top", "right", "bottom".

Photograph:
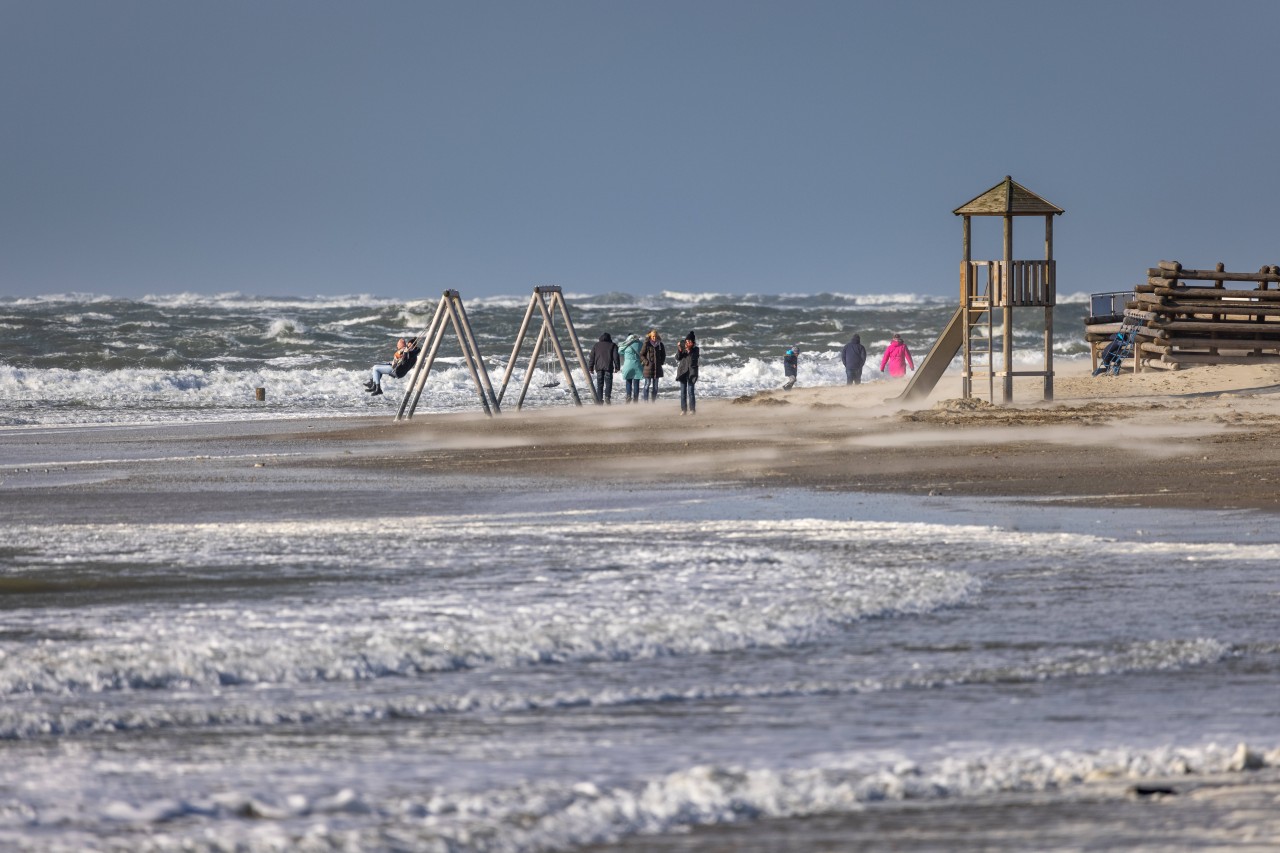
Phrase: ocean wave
[
  {"left": 0, "top": 637, "right": 1245, "bottom": 740},
  {"left": 9, "top": 741, "right": 1273, "bottom": 851},
  {"left": 5, "top": 514, "right": 1276, "bottom": 702}
]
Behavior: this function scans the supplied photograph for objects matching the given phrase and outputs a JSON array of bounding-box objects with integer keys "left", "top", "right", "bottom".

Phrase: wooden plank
[
  {"left": 1138, "top": 297, "right": 1280, "bottom": 317},
  {"left": 1153, "top": 335, "right": 1280, "bottom": 350},
  {"left": 1148, "top": 268, "right": 1280, "bottom": 283},
  {"left": 1153, "top": 351, "right": 1280, "bottom": 365},
  {"left": 1152, "top": 285, "right": 1280, "bottom": 301},
  {"left": 1148, "top": 319, "right": 1280, "bottom": 334}
]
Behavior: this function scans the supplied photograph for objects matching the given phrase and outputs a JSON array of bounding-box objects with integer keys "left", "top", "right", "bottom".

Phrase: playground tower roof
[{"left": 953, "top": 176, "right": 1063, "bottom": 217}]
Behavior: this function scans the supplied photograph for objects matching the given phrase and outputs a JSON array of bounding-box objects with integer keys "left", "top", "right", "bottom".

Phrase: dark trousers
[
  {"left": 624, "top": 378, "right": 641, "bottom": 401},
  {"left": 643, "top": 377, "right": 659, "bottom": 401},
  {"left": 679, "top": 379, "right": 696, "bottom": 413},
  {"left": 844, "top": 366, "right": 862, "bottom": 385},
  {"left": 594, "top": 371, "right": 613, "bottom": 403}
]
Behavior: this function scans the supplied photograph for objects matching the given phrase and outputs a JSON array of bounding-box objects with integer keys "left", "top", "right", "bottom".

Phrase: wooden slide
[{"left": 898, "top": 306, "right": 985, "bottom": 402}]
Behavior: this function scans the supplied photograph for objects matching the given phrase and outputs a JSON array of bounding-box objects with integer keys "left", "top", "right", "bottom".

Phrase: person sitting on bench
[{"left": 1092, "top": 330, "right": 1131, "bottom": 377}]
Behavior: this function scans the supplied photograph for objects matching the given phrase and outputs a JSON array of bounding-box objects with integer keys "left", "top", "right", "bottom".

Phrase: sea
[
  {"left": 2, "top": 291, "right": 1278, "bottom": 851},
  {"left": 0, "top": 290, "right": 1095, "bottom": 426}
]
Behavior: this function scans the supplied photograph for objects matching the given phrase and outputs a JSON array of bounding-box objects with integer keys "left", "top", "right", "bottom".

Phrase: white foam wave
[
  {"left": 0, "top": 517, "right": 985, "bottom": 698},
  {"left": 14, "top": 741, "right": 1271, "bottom": 852},
  {"left": 6, "top": 514, "right": 1275, "bottom": 703},
  {"left": 137, "top": 291, "right": 403, "bottom": 311},
  {"left": 263, "top": 317, "right": 308, "bottom": 339},
  {"left": 0, "top": 637, "right": 1241, "bottom": 740}
]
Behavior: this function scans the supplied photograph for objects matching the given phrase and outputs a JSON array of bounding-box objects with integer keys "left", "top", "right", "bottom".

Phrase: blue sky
[{"left": 3, "top": 0, "right": 1279, "bottom": 301}]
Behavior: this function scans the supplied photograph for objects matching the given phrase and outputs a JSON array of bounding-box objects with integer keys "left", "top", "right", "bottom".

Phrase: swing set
[{"left": 395, "top": 286, "right": 594, "bottom": 421}]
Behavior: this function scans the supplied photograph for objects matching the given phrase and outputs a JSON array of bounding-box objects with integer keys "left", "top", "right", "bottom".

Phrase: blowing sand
[{"left": 309, "top": 360, "right": 1280, "bottom": 515}]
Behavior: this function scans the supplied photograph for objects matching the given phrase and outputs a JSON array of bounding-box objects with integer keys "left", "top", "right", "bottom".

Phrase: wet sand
[
  {"left": 298, "top": 360, "right": 1280, "bottom": 515},
  {"left": 5, "top": 360, "right": 1280, "bottom": 851}
]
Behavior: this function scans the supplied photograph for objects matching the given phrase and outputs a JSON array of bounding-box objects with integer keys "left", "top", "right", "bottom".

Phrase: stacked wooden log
[{"left": 1133, "top": 261, "right": 1280, "bottom": 371}]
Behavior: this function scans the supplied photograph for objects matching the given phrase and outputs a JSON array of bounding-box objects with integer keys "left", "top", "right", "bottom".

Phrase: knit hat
[{"left": 686, "top": 331, "right": 696, "bottom": 343}]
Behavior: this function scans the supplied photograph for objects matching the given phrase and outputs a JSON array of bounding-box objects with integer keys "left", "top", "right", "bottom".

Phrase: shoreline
[
  {"left": 288, "top": 360, "right": 1280, "bottom": 515},
  {"left": 6, "top": 361, "right": 1280, "bottom": 515},
  {"left": 5, "top": 362, "right": 1280, "bottom": 852}
]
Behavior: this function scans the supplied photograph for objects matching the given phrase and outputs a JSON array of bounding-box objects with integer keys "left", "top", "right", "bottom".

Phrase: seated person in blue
[{"left": 1092, "top": 330, "right": 1131, "bottom": 377}]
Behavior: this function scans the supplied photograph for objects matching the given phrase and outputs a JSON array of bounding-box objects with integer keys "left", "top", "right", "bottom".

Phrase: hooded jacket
[
  {"left": 879, "top": 337, "right": 914, "bottom": 378},
  {"left": 841, "top": 335, "right": 867, "bottom": 372},
  {"left": 619, "top": 334, "right": 644, "bottom": 380},
  {"left": 587, "top": 333, "right": 619, "bottom": 374}
]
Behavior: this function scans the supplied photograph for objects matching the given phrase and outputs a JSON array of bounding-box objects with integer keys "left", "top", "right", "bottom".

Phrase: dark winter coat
[
  {"left": 391, "top": 340, "right": 420, "bottom": 378},
  {"left": 587, "top": 333, "right": 620, "bottom": 374},
  {"left": 674, "top": 342, "right": 699, "bottom": 383},
  {"left": 640, "top": 336, "right": 666, "bottom": 379},
  {"left": 841, "top": 335, "right": 867, "bottom": 372},
  {"left": 783, "top": 350, "right": 798, "bottom": 378}
]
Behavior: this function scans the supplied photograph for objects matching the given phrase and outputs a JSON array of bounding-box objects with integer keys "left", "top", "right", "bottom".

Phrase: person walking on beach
[
  {"left": 674, "top": 331, "right": 699, "bottom": 415},
  {"left": 587, "top": 332, "right": 620, "bottom": 404},
  {"left": 618, "top": 333, "right": 644, "bottom": 403},
  {"left": 841, "top": 334, "right": 867, "bottom": 385},
  {"left": 364, "top": 337, "right": 419, "bottom": 396},
  {"left": 879, "top": 333, "right": 914, "bottom": 379},
  {"left": 782, "top": 346, "right": 798, "bottom": 390},
  {"left": 639, "top": 329, "right": 666, "bottom": 402}
]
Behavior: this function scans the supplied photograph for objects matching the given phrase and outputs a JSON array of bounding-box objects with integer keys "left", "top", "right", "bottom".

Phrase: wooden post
[
  {"left": 514, "top": 322, "right": 550, "bottom": 410},
  {"left": 442, "top": 292, "right": 493, "bottom": 417},
  {"left": 396, "top": 290, "right": 499, "bottom": 421},
  {"left": 551, "top": 290, "right": 598, "bottom": 402},
  {"left": 1002, "top": 213, "right": 1014, "bottom": 403},
  {"left": 495, "top": 292, "right": 541, "bottom": 405},
  {"left": 397, "top": 294, "right": 449, "bottom": 421},
  {"left": 452, "top": 293, "right": 501, "bottom": 412},
  {"left": 497, "top": 286, "right": 591, "bottom": 409},
  {"left": 1043, "top": 214, "right": 1054, "bottom": 400},
  {"left": 531, "top": 290, "right": 584, "bottom": 405},
  {"left": 961, "top": 215, "right": 972, "bottom": 398}
]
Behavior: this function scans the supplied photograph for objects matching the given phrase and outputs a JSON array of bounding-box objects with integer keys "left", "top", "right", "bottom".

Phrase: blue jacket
[{"left": 619, "top": 335, "right": 644, "bottom": 380}]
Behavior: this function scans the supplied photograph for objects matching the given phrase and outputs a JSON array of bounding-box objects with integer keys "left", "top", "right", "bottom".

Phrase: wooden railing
[{"left": 962, "top": 260, "right": 1055, "bottom": 307}]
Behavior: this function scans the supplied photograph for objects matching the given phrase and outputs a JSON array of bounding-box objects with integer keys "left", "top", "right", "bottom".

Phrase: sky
[{"left": 3, "top": 0, "right": 1280, "bottom": 301}]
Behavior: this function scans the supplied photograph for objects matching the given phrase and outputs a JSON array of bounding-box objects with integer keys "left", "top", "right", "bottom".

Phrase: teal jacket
[{"left": 619, "top": 335, "right": 644, "bottom": 380}]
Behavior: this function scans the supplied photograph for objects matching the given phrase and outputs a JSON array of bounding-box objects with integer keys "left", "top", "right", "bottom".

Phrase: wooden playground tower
[{"left": 903, "top": 176, "right": 1063, "bottom": 403}]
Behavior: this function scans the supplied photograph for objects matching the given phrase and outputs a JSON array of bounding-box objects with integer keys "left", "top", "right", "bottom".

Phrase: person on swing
[{"left": 364, "top": 337, "right": 419, "bottom": 396}]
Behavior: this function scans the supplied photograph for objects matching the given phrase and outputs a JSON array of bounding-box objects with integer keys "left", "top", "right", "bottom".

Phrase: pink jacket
[{"left": 879, "top": 340, "right": 914, "bottom": 377}]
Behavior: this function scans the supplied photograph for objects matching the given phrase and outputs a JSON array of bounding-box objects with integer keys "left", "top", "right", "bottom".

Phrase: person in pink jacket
[{"left": 879, "top": 334, "right": 915, "bottom": 378}]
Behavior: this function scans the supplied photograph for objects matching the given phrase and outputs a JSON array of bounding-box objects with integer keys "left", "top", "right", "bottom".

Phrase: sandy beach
[
  {"left": 4, "top": 360, "right": 1280, "bottom": 851},
  {"left": 285, "top": 359, "right": 1280, "bottom": 515}
]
